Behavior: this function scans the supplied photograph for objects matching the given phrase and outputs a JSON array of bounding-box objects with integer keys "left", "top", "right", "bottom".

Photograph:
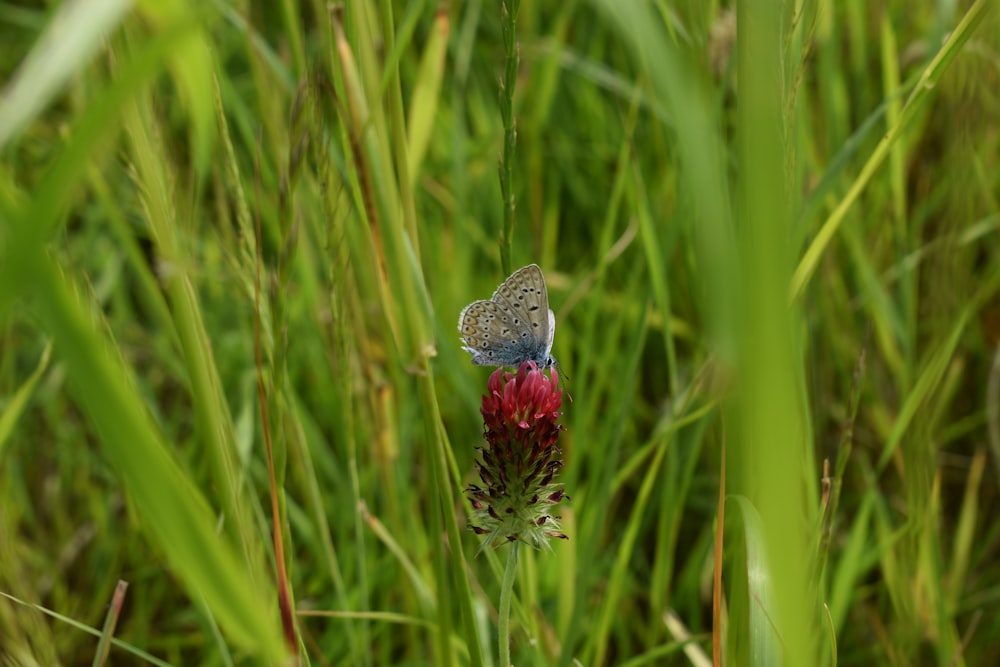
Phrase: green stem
[
  {"left": 498, "top": 541, "right": 520, "bottom": 667},
  {"left": 498, "top": 0, "right": 521, "bottom": 275}
]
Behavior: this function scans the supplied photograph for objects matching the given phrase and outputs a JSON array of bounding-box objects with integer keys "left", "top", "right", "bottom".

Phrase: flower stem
[
  {"left": 498, "top": 540, "right": 520, "bottom": 667},
  {"left": 498, "top": 0, "right": 520, "bottom": 276}
]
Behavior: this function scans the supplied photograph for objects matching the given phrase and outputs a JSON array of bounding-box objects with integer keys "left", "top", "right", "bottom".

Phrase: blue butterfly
[{"left": 458, "top": 264, "right": 557, "bottom": 369}]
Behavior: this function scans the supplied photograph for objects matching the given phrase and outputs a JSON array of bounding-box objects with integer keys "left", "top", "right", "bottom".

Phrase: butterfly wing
[
  {"left": 459, "top": 264, "right": 556, "bottom": 368},
  {"left": 490, "top": 264, "right": 551, "bottom": 349},
  {"left": 546, "top": 308, "right": 556, "bottom": 359},
  {"left": 458, "top": 299, "right": 527, "bottom": 366}
]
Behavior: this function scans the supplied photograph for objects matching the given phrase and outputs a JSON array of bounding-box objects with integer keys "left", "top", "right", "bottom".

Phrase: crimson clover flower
[{"left": 467, "top": 361, "right": 569, "bottom": 549}]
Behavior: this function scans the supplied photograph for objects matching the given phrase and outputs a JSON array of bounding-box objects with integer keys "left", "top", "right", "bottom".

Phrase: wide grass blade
[
  {"left": 12, "top": 250, "right": 286, "bottom": 658},
  {"left": 0, "top": 0, "right": 130, "bottom": 150}
]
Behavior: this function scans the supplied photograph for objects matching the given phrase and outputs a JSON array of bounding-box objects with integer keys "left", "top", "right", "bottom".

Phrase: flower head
[{"left": 467, "top": 361, "right": 569, "bottom": 549}]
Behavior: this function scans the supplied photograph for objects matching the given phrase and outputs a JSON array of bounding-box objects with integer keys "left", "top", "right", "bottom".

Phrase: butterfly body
[{"left": 458, "top": 264, "right": 557, "bottom": 368}]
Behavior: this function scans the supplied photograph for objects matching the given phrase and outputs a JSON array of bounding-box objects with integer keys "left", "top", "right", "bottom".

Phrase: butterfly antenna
[{"left": 553, "top": 359, "right": 573, "bottom": 402}]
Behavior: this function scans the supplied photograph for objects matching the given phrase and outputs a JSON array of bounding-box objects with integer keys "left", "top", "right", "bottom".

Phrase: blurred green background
[{"left": 1, "top": 0, "right": 999, "bottom": 665}]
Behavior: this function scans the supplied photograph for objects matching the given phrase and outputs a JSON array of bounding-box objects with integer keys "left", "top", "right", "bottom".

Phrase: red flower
[{"left": 467, "top": 362, "right": 569, "bottom": 548}]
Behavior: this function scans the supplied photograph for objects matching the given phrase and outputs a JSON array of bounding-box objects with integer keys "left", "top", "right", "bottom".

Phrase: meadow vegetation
[{"left": 0, "top": 1, "right": 998, "bottom": 665}]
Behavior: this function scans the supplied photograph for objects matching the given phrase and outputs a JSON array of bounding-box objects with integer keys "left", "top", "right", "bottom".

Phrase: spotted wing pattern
[
  {"left": 457, "top": 264, "right": 556, "bottom": 368},
  {"left": 490, "top": 264, "right": 551, "bottom": 344}
]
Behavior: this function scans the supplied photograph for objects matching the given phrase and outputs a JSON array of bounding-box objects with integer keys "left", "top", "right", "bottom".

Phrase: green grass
[{"left": 1, "top": 0, "right": 999, "bottom": 665}]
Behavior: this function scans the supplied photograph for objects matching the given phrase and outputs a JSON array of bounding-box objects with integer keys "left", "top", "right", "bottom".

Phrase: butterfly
[{"left": 458, "top": 264, "right": 557, "bottom": 369}]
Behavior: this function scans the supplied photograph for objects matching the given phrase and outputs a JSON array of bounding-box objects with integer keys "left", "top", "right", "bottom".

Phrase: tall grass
[{"left": 1, "top": 0, "right": 998, "bottom": 665}]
